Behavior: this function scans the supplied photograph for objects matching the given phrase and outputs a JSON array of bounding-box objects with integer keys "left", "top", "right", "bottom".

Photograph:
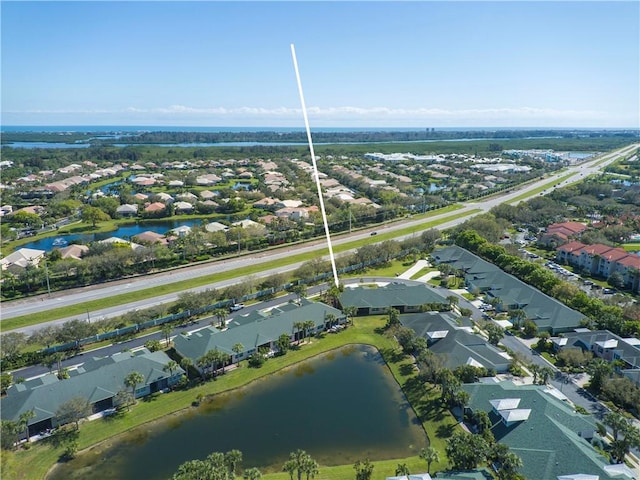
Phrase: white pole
[{"left": 290, "top": 44, "right": 339, "bottom": 287}]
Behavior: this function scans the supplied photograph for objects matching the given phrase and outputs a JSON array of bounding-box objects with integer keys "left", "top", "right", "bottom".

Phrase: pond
[
  {"left": 20, "top": 220, "right": 204, "bottom": 252},
  {"left": 47, "top": 345, "right": 427, "bottom": 480}
]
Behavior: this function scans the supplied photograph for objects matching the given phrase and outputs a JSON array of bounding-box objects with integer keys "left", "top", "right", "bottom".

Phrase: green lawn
[{"left": 2, "top": 316, "right": 457, "bottom": 480}]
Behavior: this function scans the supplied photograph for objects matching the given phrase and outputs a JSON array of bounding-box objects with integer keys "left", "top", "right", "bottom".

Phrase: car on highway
[{"left": 229, "top": 303, "right": 245, "bottom": 311}]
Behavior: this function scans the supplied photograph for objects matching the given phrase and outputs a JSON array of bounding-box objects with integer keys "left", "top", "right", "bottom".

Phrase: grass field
[{"left": 1, "top": 316, "right": 458, "bottom": 480}]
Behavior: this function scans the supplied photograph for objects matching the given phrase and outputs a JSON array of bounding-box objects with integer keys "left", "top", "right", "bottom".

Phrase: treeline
[{"left": 454, "top": 230, "right": 640, "bottom": 337}]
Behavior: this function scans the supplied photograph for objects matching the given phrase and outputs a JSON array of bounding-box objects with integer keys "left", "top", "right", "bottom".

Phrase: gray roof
[
  {"left": 174, "top": 301, "right": 345, "bottom": 361},
  {"left": 339, "top": 282, "right": 446, "bottom": 310},
  {"left": 1, "top": 348, "right": 182, "bottom": 426},
  {"left": 558, "top": 329, "right": 640, "bottom": 370},
  {"left": 433, "top": 246, "right": 585, "bottom": 333},
  {"left": 463, "top": 381, "right": 618, "bottom": 480},
  {"left": 400, "top": 312, "right": 511, "bottom": 372}
]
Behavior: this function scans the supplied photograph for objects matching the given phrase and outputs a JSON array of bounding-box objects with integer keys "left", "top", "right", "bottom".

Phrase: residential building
[
  {"left": 462, "top": 381, "right": 631, "bottom": 480},
  {"left": 1, "top": 248, "right": 46, "bottom": 271},
  {"left": 173, "top": 300, "right": 345, "bottom": 369},
  {"left": 432, "top": 246, "right": 585, "bottom": 333},
  {"left": 400, "top": 312, "right": 511, "bottom": 372},
  {"left": 539, "top": 221, "right": 588, "bottom": 247},
  {"left": 551, "top": 329, "right": 640, "bottom": 387},
  {"left": 115, "top": 204, "right": 138, "bottom": 217},
  {"left": 339, "top": 282, "right": 447, "bottom": 316},
  {"left": 0, "top": 348, "right": 184, "bottom": 439}
]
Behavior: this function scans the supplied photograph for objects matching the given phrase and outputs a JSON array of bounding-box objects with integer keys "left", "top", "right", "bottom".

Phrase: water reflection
[{"left": 47, "top": 346, "right": 426, "bottom": 480}]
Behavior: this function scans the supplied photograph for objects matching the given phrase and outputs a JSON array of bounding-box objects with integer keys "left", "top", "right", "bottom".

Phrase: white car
[{"left": 229, "top": 303, "right": 245, "bottom": 312}]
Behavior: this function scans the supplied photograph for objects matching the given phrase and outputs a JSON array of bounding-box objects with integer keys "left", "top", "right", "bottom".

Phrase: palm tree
[
  {"left": 283, "top": 460, "right": 297, "bottom": 480},
  {"left": 163, "top": 360, "right": 179, "bottom": 388},
  {"left": 214, "top": 308, "right": 228, "bottom": 329},
  {"left": 293, "top": 321, "right": 304, "bottom": 343},
  {"left": 124, "top": 371, "right": 145, "bottom": 401},
  {"left": 160, "top": 323, "right": 173, "bottom": 346},
  {"left": 224, "top": 449, "right": 243, "bottom": 477},
  {"left": 420, "top": 446, "right": 440, "bottom": 474},
  {"left": 343, "top": 305, "right": 357, "bottom": 325},
  {"left": 180, "top": 357, "right": 193, "bottom": 380},
  {"left": 219, "top": 351, "right": 231, "bottom": 374},
  {"left": 302, "top": 458, "right": 319, "bottom": 480},
  {"left": 232, "top": 343, "right": 244, "bottom": 366},
  {"left": 395, "top": 463, "right": 410, "bottom": 476},
  {"left": 324, "top": 313, "right": 336, "bottom": 330},
  {"left": 243, "top": 467, "right": 262, "bottom": 480},
  {"left": 19, "top": 409, "right": 35, "bottom": 442},
  {"left": 303, "top": 320, "right": 316, "bottom": 342}
]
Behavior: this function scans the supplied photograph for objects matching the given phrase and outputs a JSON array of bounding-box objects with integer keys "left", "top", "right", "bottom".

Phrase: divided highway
[{"left": 1, "top": 143, "right": 637, "bottom": 335}]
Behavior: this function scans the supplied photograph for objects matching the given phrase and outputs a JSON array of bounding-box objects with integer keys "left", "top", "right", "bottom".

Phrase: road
[{"left": 2, "top": 142, "right": 637, "bottom": 335}]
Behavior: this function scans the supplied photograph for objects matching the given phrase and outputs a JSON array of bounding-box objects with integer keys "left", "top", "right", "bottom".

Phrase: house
[
  {"left": 57, "top": 244, "right": 89, "bottom": 260},
  {"left": 462, "top": 381, "right": 631, "bottom": 480},
  {"left": 169, "top": 225, "right": 192, "bottom": 238},
  {"left": 432, "top": 246, "right": 585, "bottom": 334},
  {"left": 116, "top": 204, "right": 138, "bottom": 217},
  {"left": 144, "top": 202, "right": 166, "bottom": 214},
  {"left": 0, "top": 348, "right": 184, "bottom": 439},
  {"left": 400, "top": 312, "right": 511, "bottom": 373},
  {"left": 98, "top": 237, "right": 142, "bottom": 250},
  {"left": 174, "top": 201, "right": 194, "bottom": 213},
  {"left": 176, "top": 192, "right": 198, "bottom": 202},
  {"left": 154, "top": 192, "right": 174, "bottom": 204},
  {"left": 195, "top": 174, "right": 221, "bottom": 186},
  {"left": 133, "top": 231, "right": 168, "bottom": 245},
  {"left": 173, "top": 300, "right": 345, "bottom": 370},
  {"left": 339, "top": 282, "right": 448, "bottom": 316},
  {"left": 199, "top": 190, "right": 217, "bottom": 200},
  {"left": 204, "top": 222, "right": 229, "bottom": 233},
  {"left": 1, "top": 248, "right": 46, "bottom": 271},
  {"left": 231, "top": 219, "right": 266, "bottom": 233}
]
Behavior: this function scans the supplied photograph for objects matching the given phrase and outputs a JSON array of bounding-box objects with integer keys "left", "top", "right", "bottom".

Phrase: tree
[
  {"left": 395, "top": 464, "right": 410, "bottom": 476},
  {"left": 214, "top": 308, "right": 228, "bottom": 329},
  {"left": 485, "top": 323, "right": 504, "bottom": 345},
  {"left": 491, "top": 443, "right": 523, "bottom": 480},
  {"left": 353, "top": 458, "right": 374, "bottom": 480},
  {"left": 160, "top": 323, "right": 173, "bottom": 346},
  {"left": 180, "top": 357, "right": 193, "bottom": 380},
  {"left": 55, "top": 397, "right": 92, "bottom": 430},
  {"left": 124, "top": 371, "right": 145, "bottom": 400},
  {"left": 19, "top": 409, "right": 36, "bottom": 443},
  {"left": 343, "top": 305, "right": 357, "bottom": 325},
  {"left": 522, "top": 320, "right": 538, "bottom": 338},
  {"left": 386, "top": 307, "right": 400, "bottom": 327},
  {"left": 587, "top": 358, "right": 612, "bottom": 394},
  {"left": 276, "top": 334, "right": 291, "bottom": 355},
  {"left": 243, "top": 467, "right": 262, "bottom": 480},
  {"left": 445, "top": 430, "right": 489, "bottom": 470},
  {"left": 508, "top": 309, "right": 527, "bottom": 329},
  {"left": 163, "top": 360, "right": 179, "bottom": 382},
  {"left": 1, "top": 420, "right": 21, "bottom": 450},
  {"left": 145, "top": 339, "right": 162, "bottom": 352},
  {"left": 0, "top": 332, "right": 27, "bottom": 359},
  {"left": 604, "top": 411, "right": 640, "bottom": 462},
  {"left": 232, "top": 343, "right": 244, "bottom": 365},
  {"left": 81, "top": 205, "right": 110, "bottom": 227},
  {"left": 224, "top": 449, "right": 243, "bottom": 477},
  {"left": 1, "top": 372, "right": 13, "bottom": 394},
  {"left": 283, "top": 449, "right": 316, "bottom": 480},
  {"left": 419, "top": 446, "right": 440, "bottom": 474}
]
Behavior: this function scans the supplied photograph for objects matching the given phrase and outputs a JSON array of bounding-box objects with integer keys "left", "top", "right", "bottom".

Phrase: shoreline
[{"left": 44, "top": 340, "right": 428, "bottom": 479}]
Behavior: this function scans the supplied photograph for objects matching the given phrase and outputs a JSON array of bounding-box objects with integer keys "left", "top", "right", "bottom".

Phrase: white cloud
[{"left": 3, "top": 104, "right": 631, "bottom": 127}]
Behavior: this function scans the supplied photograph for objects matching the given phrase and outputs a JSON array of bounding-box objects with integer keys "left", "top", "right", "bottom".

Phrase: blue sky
[{"left": 2, "top": 1, "right": 639, "bottom": 128}]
